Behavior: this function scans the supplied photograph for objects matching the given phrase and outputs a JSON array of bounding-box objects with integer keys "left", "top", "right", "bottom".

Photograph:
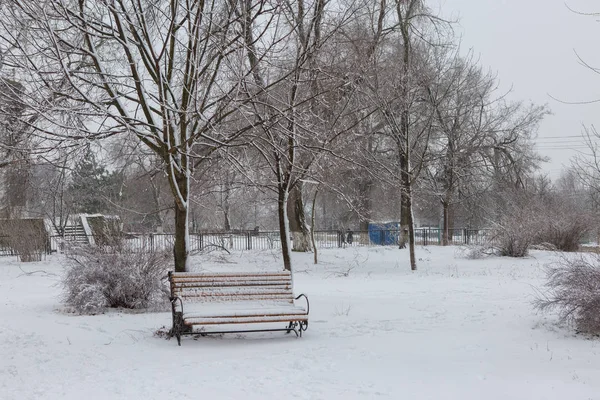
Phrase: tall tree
[
  {"left": 0, "top": 0, "right": 275, "bottom": 271},
  {"left": 424, "top": 50, "right": 548, "bottom": 245},
  {"left": 239, "top": 0, "right": 361, "bottom": 270}
]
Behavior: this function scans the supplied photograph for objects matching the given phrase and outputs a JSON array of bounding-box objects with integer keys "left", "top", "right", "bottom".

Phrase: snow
[{"left": 1, "top": 246, "right": 599, "bottom": 400}]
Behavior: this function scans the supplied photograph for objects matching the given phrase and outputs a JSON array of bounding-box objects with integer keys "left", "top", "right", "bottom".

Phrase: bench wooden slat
[
  {"left": 173, "top": 286, "right": 292, "bottom": 296},
  {"left": 172, "top": 280, "right": 291, "bottom": 286},
  {"left": 184, "top": 315, "right": 309, "bottom": 326},
  {"left": 174, "top": 294, "right": 293, "bottom": 300},
  {"left": 183, "top": 306, "right": 307, "bottom": 319},
  {"left": 172, "top": 287, "right": 293, "bottom": 297},
  {"left": 170, "top": 272, "right": 291, "bottom": 279},
  {"left": 186, "top": 311, "right": 307, "bottom": 319},
  {"left": 172, "top": 281, "right": 291, "bottom": 288}
]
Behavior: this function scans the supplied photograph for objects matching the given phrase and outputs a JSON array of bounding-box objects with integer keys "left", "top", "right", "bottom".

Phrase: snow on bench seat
[
  {"left": 184, "top": 315, "right": 309, "bottom": 326},
  {"left": 182, "top": 303, "right": 308, "bottom": 319}
]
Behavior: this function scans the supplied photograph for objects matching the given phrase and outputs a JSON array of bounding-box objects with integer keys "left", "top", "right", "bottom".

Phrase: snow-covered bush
[
  {"left": 534, "top": 200, "right": 591, "bottom": 252},
  {"left": 493, "top": 228, "right": 532, "bottom": 257},
  {"left": 489, "top": 189, "right": 592, "bottom": 256},
  {"left": 489, "top": 206, "right": 538, "bottom": 257},
  {"left": 62, "top": 245, "right": 171, "bottom": 314},
  {"left": 535, "top": 254, "right": 600, "bottom": 335},
  {"left": 455, "top": 245, "right": 493, "bottom": 260}
]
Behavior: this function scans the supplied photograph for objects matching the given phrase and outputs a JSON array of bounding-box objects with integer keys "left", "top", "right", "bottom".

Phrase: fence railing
[
  {"left": 54, "top": 228, "right": 491, "bottom": 253},
  {"left": 0, "top": 228, "right": 493, "bottom": 257}
]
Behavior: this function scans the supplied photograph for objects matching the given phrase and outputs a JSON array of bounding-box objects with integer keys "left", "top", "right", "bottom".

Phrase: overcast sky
[{"left": 436, "top": 0, "right": 600, "bottom": 179}]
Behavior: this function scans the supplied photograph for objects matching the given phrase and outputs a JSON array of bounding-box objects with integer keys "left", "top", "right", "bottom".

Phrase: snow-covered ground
[{"left": 1, "top": 246, "right": 598, "bottom": 400}]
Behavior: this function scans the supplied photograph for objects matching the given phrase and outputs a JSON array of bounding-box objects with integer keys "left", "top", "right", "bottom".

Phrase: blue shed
[{"left": 368, "top": 222, "right": 400, "bottom": 245}]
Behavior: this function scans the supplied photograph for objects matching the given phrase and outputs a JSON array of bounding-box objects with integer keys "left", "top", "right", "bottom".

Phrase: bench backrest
[{"left": 169, "top": 271, "right": 294, "bottom": 303}]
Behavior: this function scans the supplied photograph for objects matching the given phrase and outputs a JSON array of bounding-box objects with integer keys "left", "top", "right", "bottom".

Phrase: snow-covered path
[{"left": 1, "top": 247, "right": 598, "bottom": 399}]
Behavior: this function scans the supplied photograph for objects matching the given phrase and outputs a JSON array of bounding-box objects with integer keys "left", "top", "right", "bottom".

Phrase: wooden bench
[{"left": 168, "top": 271, "right": 309, "bottom": 345}]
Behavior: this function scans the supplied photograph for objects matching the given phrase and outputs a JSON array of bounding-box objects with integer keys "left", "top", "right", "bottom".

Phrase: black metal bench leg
[
  {"left": 285, "top": 321, "right": 299, "bottom": 337},
  {"left": 298, "top": 321, "right": 308, "bottom": 337},
  {"left": 172, "top": 312, "right": 185, "bottom": 346},
  {"left": 285, "top": 321, "right": 294, "bottom": 334}
]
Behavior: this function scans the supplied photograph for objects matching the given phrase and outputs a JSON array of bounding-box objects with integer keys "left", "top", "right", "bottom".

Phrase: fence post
[
  {"left": 149, "top": 233, "right": 154, "bottom": 253},
  {"left": 199, "top": 233, "right": 204, "bottom": 251},
  {"left": 247, "top": 232, "right": 252, "bottom": 250}
]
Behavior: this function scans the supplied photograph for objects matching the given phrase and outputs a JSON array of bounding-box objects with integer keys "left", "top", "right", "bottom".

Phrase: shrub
[
  {"left": 489, "top": 206, "right": 538, "bottom": 258},
  {"left": 534, "top": 203, "right": 591, "bottom": 252},
  {"left": 0, "top": 219, "right": 48, "bottom": 262},
  {"left": 455, "top": 245, "right": 493, "bottom": 260},
  {"left": 488, "top": 189, "right": 593, "bottom": 256},
  {"left": 492, "top": 228, "right": 532, "bottom": 257},
  {"left": 62, "top": 245, "right": 171, "bottom": 314},
  {"left": 534, "top": 254, "right": 600, "bottom": 335}
]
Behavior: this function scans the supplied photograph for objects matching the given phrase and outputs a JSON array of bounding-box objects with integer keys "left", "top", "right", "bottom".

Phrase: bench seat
[{"left": 182, "top": 302, "right": 308, "bottom": 320}]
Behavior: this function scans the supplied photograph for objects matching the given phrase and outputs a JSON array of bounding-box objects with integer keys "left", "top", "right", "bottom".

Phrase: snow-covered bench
[{"left": 168, "top": 271, "right": 309, "bottom": 345}]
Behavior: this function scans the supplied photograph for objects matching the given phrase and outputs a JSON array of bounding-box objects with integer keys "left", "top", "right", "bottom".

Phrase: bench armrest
[
  {"left": 170, "top": 296, "right": 184, "bottom": 314},
  {"left": 295, "top": 293, "right": 309, "bottom": 315}
]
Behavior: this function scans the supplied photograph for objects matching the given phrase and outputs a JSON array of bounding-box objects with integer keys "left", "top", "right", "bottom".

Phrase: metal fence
[
  {"left": 0, "top": 236, "right": 19, "bottom": 256},
  {"left": 0, "top": 228, "right": 493, "bottom": 257},
  {"left": 51, "top": 228, "right": 491, "bottom": 253}
]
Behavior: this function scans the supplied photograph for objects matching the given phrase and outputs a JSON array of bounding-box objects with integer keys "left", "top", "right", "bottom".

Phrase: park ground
[{"left": 1, "top": 246, "right": 599, "bottom": 400}]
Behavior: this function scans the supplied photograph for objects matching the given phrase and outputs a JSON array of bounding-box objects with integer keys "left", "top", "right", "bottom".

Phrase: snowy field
[{"left": 1, "top": 246, "right": 599, "bottom": 400}]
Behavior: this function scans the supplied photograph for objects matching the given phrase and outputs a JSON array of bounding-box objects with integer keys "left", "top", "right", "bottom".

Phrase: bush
[
  {"left": 489, "top": 206, "right": 538, "bottom": 258},
  {"left": 455, "top": 245, "right": 493, "bottom": 260},
  {"left": 535, "top": 205, "right": 590, "bottom": 252},
  {"left": 489, "top": 189, "right": 593, "bottom": 256},
  {"left": 493, "top": 228, "right": 532, "bottom": 257},
  {"left": 62, "top": 245, "right": 171, "bottom": 314},
  {"left": 534, "top": 254, "right": 600, "bottom": 335},
  {"left": 0, "top": 219, "right": 48, "bottom": 262}
]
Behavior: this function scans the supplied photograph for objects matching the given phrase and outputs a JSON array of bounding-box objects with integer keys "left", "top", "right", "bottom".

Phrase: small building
[{"left": 368, "top": 221, "right": 400, "bottom": 245}]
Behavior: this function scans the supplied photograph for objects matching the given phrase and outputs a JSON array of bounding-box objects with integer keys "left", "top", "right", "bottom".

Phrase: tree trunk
[
  {"left": 406, "top": 193, "right": 417, "bottom": 271},
  {"left": 173, "top": 199, "right": 189, "bottom": 272},
  {"left": 399, "top": 154, "right": 410, "bottom": 249},
  {"left": 223, "top": 204, "right": 231, "bottom": 232},
  {"left": 172, "top": 171, "right": 189, "bottom": 273},
  {"left": 399, "top": 198, "right": 409, "bottom": 249},
  {"left": 358, "top": 134, "right": 375, "bottom": 245},
  {"left": 311, "top": 187, "right": 319, "bottom": 264},
  {"left": 400, "top": 155, "right": 417, "bottom": 270},
  {"left": 278, "top": 186, "right": 292, "bottom": 271},
  {"left": 287, "top": 183, "right": 312, "bottom": 252},
  {"left": 402, "top": 155, "right": 417, "bottom": 271},
  {"left": 442, "top": 200, "right": 449, "bottom": 246},
  {"left": 358, "top": 177, "right": 373, "bottom": 245}
]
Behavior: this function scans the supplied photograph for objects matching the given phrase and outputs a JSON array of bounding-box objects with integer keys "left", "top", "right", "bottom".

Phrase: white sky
[{"left": 436, "top": 0, "right": 600, "bottom": 179}]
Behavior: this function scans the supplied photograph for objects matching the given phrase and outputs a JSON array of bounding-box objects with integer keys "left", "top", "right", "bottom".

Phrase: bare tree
[
  {"left": 0, "top": 0, "right": 278, "bottom": 271},
  {"left": 238, "top": 0, "right": 363, "bottom": 270},
  {"left": 423, "top": 50, "right": 548, "bottom": 245},
  {"left": 353, "top": 0, "right": 449, "bottom": 270},
  {"left": 28, "top": 156, "right": 74, "bottom": 235}
]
